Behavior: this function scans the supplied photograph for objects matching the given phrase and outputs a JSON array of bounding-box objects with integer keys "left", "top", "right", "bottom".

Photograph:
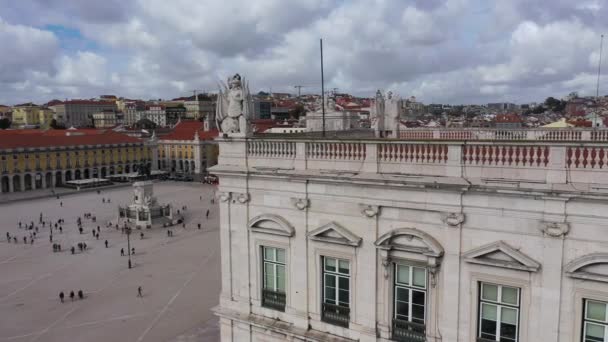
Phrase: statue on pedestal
[{"left": 216, "top": 73, "right": 253, "bottom": 136}]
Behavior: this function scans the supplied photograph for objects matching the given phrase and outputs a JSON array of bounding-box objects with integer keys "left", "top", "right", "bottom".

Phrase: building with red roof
[
  {"left": 157, "top": 120, "right": 219, "bottom": 179},
  {"left": 0, "top": 129, "right": 157, "bottom": 193}
]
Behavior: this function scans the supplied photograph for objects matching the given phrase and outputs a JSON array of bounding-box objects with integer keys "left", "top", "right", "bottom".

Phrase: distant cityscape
[{"left": 2, "top": 90, "right": 608, "bottom": 134}]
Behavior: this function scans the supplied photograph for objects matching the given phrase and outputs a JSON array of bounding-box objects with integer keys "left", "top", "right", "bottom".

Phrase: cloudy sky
[{"left": 0, "top": 0, "right": 607, "bottom": 105}]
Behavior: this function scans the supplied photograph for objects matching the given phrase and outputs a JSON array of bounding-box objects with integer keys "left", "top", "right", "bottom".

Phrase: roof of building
[
  {"left": 0, "top": 129, "right": 142, "bottom": 149},
  {"left": 161, "top": 120, "right": 218, "bottom": 141},
  {"left": 496, "top": 113, "right": 522, "bottom": 123},
  {"left": 50, "top": 100, "right": 117, "bottom": 106}
]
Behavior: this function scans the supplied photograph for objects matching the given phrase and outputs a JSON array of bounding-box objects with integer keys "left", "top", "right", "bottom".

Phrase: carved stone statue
[
  {"left": 371, "top": 89, "right": 402, "bottom": 138},
  {"left": 216, "top": 73, "right": 253, "bottom": 136}
]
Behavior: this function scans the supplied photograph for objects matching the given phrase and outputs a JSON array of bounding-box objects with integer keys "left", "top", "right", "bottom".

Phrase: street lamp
[{"left": 125, "top": 225, "right": 132, "bottom": 269}]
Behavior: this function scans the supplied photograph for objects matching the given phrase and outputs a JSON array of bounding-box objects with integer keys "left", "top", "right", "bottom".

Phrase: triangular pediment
[
  {"left": 566, "top": 253, "right": 608, "bottom": 283},
  {"left": 463, "top": 241, "right": 540, "bottom": 272},
  {"left": 248, "top": 214, "right": 294, "bottom": 237},
  {"left": 374, "top": 228, "right": 443, "bottom": 258},
  {"left": 307, "top": 222, "right": 361, "bottom": 247}
]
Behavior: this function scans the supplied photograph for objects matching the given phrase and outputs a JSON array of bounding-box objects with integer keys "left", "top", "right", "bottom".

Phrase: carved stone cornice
[
  {"left": 442, "top": 212, "right": 465, "bottom": 227},
  {"left": 359, "top": 204, "right": 380, "bottom": 218},
  {"left": 291, "top": 197, "right": 309, "bottom": 210},
  {"left": 539, "top": 221, "right": 569, "bottom": 238}
]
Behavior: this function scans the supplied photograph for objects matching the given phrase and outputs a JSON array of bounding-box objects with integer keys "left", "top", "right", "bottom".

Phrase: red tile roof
[
  {"left": 161, "top": 121, "right": 219, "bottom": 141},
  {"left": 50, "top": 100, "right": 116, "bottom": 106},
  {"left": 0, "top": 129, "right": 142, "bottom": 150}
]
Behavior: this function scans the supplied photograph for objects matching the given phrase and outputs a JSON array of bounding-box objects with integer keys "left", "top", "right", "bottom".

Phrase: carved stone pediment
[
  {"left": 375, "top": 228, "right": 444, "bottom": 258},
  {"left": 291, "top": 198, "right": 309, "bottom": 211},
  {"left": 565, "top": 253, "right": 608, "bottom": 283},
  {"left": 463, "top": 241, "right": 540, "bottom": 272},
  {"left": 539, "top": 221, "right": 569, "bottom": 238},
  {"left": 359, "top": 204, "right": 380, "bottom": 218},
  {"left": 248, "top": 214, "right": 295, "bottom": 237},
  {"left": 442, "top": 212, "right": 465, "bottom": 227},
  {"left": 307, "top": 222, "right": 361, "bottom": 247}
]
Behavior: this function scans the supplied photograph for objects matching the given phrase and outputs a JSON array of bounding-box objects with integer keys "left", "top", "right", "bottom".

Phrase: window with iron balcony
[
  {"left": 321, "top": 257, "right": 350, "bottom": 328},
  {"left": 261, "top": 246, "right": 286, "bottom": 312},
  {"left": 392, "top": 264, "right": 427, "bottom": 342}
]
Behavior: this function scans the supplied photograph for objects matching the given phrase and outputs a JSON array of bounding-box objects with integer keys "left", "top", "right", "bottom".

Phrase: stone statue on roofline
[
  {"left": 371, "top": 89, "right": 402, "bottom": 138},
  {"left": 216, "top": 73, "right": 253, "bottom": 137}
]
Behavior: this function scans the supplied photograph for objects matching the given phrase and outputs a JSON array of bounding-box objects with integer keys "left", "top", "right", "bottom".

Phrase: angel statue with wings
[{"left": 216, "top": 73, "right": 253, "bottom": 135}]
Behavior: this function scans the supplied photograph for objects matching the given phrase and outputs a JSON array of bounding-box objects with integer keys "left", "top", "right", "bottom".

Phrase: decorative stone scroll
[
  {"left": 218, "top": 192, "right": 231, "bottom": 202},
  {"left": 539, "top": 221, "right": 569, "bottom": 238},
  {"left": 291, "top": 198, "right": 309, "bottom": 210},
  {"left": 441, "top": 212, "right": 465, "bottom": 227},
  {"left": 236, "top": 193, "right": 250, "bottom": 204},
  {"left": 359, "top": 204, "right": 380, "bottom": 218}
]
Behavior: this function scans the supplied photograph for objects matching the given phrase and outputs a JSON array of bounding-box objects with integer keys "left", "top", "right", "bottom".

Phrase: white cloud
[{"left": 0, "top": 0, "right": 607, "bottom": 105}]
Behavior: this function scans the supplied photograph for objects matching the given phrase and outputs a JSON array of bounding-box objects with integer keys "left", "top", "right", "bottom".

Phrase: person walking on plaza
[
  {"left": 59, "top": 292, "right": 64, "bottom": 303},
  {"left": 78, "top": 290, "right": 83, "bottom": 300},
  {"left": 197, "top": 223, "right": 201, "bottom": 229},
  {"left": 140, "top": 232, "right": 144, "bottom": 240},
  {"left": 137, "top": 286, "right": 143, "bottom": 297},
  {"left": 105, "top": 240, "right": 108, "bottom": 248},
  {"left": 70, "top": 291, "right": 75, "bottom": 301},
  {"left": 6, "top": 232, "right": 10, "bottom": 242},
  {"left": 206, "top": 209, "right": 210, "bottom": 219},
  {"left": 121, "top": 248, "right": 124, "bottom": 256}
]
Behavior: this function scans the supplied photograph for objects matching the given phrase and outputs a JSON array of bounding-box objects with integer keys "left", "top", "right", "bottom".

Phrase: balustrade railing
[
  {"left": 307, "top": 142, "right": 365, "bottom": 160},
  {"left": 395, "top": 128, "right": 608, "bottom": 142},
  {"left": 392, "top": 319, "right": 426, "bottom": 342},
  {"left": 238, "top": 138, "right": 608, "bottom": 185},
  {"left": 248, "top": 140, "right": 295, "bottom": 158},
  {"left": 379, "top": 143, "right": 447, "bottom": 164},
  {"left": 261, "top": 289, "right": 286, "bottom": 312},
  {"left": 321, "top": 302, "right": 350, "bottom": 327}
]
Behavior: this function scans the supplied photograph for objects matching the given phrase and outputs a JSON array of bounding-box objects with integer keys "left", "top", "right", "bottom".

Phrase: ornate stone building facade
[
  {"left": 0, "top": 129, "right": 157, "bottom": 193},
  {"left": 211, "top": 128, "right": 608, "bottom": 342}
]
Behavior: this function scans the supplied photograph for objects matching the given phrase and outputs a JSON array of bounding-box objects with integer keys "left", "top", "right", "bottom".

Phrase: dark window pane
[
  {"left": 481, "top": 319, "right": 497, "bottom": 336},
  {"left": 500, "top": 323, "right": 517, "bottom": 339},
  {"left": 338, "top": 289, "right": 349, "bottom": 304},
  {"left": 338, "top": 277, "right": 349, "bottom": 291},
  {"left": 412, "top": 290, "right": 425, "bottom": 305},
  {"left": 396, "top": 287, "right": 409, "bottom": 302},
  {"left": 325, "top": 287, "right": 335, "bottom": 302},
  {"left": 325, "top": 274, "right": 336, "bottom": 288},
  {"left": 396, "top": 301, "right": 409, "bottom": 317},
  {"left": 412, "top": 304, "right": 425, "bottom": 322}
]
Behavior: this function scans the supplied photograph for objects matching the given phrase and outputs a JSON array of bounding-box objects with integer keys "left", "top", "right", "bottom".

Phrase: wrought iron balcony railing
[
  {"left": 261, "top": 289, "right": 286, "bottom": 312},
  {"left": 392, "top": 319, "right": 426, "bottom": 342},
  {"left": 321, "top": 302, "right": 350, "bottom": 328}
]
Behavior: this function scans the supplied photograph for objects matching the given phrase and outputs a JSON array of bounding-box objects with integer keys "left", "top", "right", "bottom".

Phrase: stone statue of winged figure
[{"left": 216, "top": 73, "right": 253, "bottom": 135}]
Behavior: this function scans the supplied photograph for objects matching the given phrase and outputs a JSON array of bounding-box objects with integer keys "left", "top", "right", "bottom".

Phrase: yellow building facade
[
  {"left": 0, "top": 130, "right": 158, "bottom": 193},
  {"left": 11, "top": 104, "right": 54, "bottom": 127}
]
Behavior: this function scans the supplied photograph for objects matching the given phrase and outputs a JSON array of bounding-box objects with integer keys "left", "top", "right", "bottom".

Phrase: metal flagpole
[
  {"left": 596, "top": 34, "right": 604, "bottom": 127},
  {"left": 320, "top": 38, "right": 325, "bottom": 137}
]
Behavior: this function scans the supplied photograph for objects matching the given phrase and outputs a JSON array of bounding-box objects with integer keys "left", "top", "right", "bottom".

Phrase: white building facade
[{"left": 212, "top": 128, "right": 608, "bottom": 342}]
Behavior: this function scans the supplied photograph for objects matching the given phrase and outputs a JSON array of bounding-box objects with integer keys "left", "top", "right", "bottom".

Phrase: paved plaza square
[{"left": 0, "top": 182, "right": 220, "bottom": 342}]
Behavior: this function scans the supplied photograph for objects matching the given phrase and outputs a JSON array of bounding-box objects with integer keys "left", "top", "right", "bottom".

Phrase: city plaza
[{"left": 0, "top": 182, "right": 220, "bottom": 342}]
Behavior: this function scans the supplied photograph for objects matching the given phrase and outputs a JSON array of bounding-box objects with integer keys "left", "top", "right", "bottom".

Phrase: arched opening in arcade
[
  {"left": 75, "top": 169, "right": 81, "bottom": 180},
  {"left": 24, "top": 174, "right": 32, "bottom": 191},
  {"left": 84, "top": 169, "right": 90, "bottom": 179},
  {"left": 55, "top": 172, "right": 62, "bottom": 186},
  {"left": 12, "top": 175, "right": 20, "bottom": 192},
  {"left": 101, "top": 167, "right": 107, "bottom": 178},
  {"left": 65, "top": 170, "right": 72, "bottom": 181},
  {"left": 45, "top": 172, "right": 52, "bottom": 188},
  {"left": 1, "top": 176, "right": 9, "bottom": 193}
]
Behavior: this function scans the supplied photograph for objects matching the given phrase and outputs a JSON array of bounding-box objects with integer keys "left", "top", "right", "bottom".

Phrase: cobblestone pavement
[{"left": 0, "top": 181, "right": 220, "bottom": 342}]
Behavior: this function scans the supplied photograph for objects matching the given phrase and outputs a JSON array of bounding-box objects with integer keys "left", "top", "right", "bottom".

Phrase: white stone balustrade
[{"left": 217, "top": 136, "right": 608, "bottom": 185}]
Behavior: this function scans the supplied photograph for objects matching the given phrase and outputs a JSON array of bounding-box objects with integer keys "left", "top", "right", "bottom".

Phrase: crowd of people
[{"left": 4, "top": 187, "right": 216, "bottom": 305}]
